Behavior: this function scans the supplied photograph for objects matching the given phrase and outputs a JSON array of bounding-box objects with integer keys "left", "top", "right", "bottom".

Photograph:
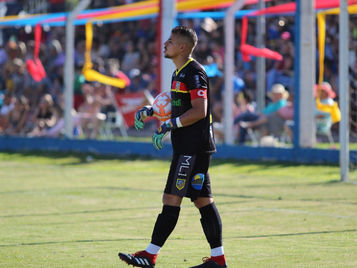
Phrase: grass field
[{"left": 0, "top": 151, "right": 356, "bottom": 268}]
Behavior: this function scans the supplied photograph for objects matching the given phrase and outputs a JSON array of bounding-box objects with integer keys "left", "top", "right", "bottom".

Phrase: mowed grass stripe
[{"left": 0, "top": 152, "right": 356, "bottom": 267}]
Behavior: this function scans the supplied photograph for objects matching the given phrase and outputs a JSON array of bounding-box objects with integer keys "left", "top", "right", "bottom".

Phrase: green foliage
[{"left": 0, "top": 152, "right": 356, "bottom": 267}]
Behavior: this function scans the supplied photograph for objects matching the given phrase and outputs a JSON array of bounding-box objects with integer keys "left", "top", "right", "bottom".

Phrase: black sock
[
  {"left": 151, "top": 205, "right": 180, "bottom": 247},
  {"left": 199, "top": 202, "right": 223, "bottom": 249}
]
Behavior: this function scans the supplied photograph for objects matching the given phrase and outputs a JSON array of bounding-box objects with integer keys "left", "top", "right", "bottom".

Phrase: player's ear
[{"left": 179, "top": 42, "right": 187, "bottom": 52}]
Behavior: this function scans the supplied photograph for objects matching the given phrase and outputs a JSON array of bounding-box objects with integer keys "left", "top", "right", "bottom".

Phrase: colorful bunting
[
  {"left": 26, "top": 24, "right": 46, "bottom": 82},
  {"left": 3, "top": 0, "right": 357, "bottom": 88},
  {"left": 317, "top": 4, "right": 357, "bottom": 85},
  {"left": 240, "top": 16, "right": 282, "bottom": 62}
]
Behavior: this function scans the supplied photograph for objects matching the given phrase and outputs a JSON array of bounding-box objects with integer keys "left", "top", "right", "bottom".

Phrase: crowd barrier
[{"left": 1, "top": 136, "right": 355, "bottom": 165}]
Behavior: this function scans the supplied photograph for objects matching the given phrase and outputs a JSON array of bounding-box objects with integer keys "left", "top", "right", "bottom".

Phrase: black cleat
[
  {"left": 189, "top": 257, "right": 227, "bottom": 268},
  {"left": 118, "top": 251, "right": 156, "bottom": 268}
]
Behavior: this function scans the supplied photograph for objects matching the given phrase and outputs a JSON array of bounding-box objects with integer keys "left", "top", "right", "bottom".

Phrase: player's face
[{"left": 164, "top": 34, "right": 182, "bottom": 59}]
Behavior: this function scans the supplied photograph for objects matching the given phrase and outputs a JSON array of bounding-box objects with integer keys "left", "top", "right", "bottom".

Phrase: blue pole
[{"left": 293, "top": 0, "right": 301, "bottom": 149}]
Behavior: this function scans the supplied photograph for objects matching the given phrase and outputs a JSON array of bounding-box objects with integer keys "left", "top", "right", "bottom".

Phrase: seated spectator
[
  {"left": 3, "top": 95, "right": 30, "bottom": 135},
  {"left": 77, "top": 83, "right": 106, "bottom": 139},
  {"left": 242, "top": 92, "right": 294, "bottom": 140},
  {"left": 127, "top": 68, "right": 148, "bottom": 92},
  {"left": 95, "top": 82, "right": 118, "bottom": 122},
  {"left": 213, "top": 90, "right": 255, "bottom": 143},
  {"left": 235, "top": 83, "right": 289, "bottom": 144},
  {"left": 44, "top": 110, "right": 82, "bottom": 138},
  {"left": 28, "top": 94, "right": 58, "bottom": 136},
  {"left": 314, "top": 82, "right": 341, "bottom": 137},
  {"left": 43, "top": 94, "right": 81, "bottom": 138},
  {"left": 121, "top": 41, "right": 140, "bottom": 74},
  {"left": 0, "top": 93, "right": 15, "bottom": 133},
  {"left": 236, "top": 90, "right": 256, "bottom": 122},
  {"left": 211, "top": 70, "right": 245, "bottom": 124}
]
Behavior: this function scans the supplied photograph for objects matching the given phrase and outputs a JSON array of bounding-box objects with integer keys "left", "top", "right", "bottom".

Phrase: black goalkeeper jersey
[{"left": 170, "top": 59, "right": 216, "bottom": 154}]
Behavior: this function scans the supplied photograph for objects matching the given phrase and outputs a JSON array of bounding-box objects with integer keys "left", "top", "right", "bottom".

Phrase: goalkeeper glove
[
  {"left": 152, "top": 117, "right": 182, "bottom": 150},
  {"left": 135, "top": 106, "right": 153, "bottom": 130},
  {"left": 152, "top": 120, "right": 174, "bottom": 150}
]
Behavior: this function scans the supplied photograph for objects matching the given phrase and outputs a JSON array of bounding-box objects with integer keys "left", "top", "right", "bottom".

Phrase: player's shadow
[
  {"left": 0, "top": 150, "right": 154, "bottom": 166},
  {"left": 0, "top": 186, "right": 161, "bottom": 196},
  {"left": 0, "top": 229, "right": 356, "bottom": 248},
  {"left": 0, "top": 203, "right": 159, "bottom": 219}
]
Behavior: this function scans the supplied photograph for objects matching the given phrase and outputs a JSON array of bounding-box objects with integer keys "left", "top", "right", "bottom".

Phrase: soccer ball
[{"left": 152, "top": 91, "right": 171, "bottom": 122}]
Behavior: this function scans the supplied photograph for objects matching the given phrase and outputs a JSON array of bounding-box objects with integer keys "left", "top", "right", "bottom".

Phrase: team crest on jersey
[
  {"left": 191, "top": 173, "right": 205, "bottom": 190},
  {"left": 176, "top": 178, "right": 186, "bottom": 190},
  {"left": 175, "top": 81, "right": 181, "bottom": 90}
]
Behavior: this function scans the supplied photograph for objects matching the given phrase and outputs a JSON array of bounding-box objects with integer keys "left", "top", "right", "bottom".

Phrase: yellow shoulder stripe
[
  {"left": 175, "top": 58, "right": 194, "bottom": 76},
  {"left": 171, "top": 89, "right": 189, "bottom": 93}
]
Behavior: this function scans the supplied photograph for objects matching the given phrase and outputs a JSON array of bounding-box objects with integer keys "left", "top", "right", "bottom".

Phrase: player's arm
[{"left": 173, "top": 97, "right": 207, "bottom": 127}]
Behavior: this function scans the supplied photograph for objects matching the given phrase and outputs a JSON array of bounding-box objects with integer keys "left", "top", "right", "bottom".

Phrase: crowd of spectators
[
  {"left": 0, "top": 0, "right": 356, "bottom": 144},
  {"left": 0, "top": 1, "right": 159, "bottom": 138}
]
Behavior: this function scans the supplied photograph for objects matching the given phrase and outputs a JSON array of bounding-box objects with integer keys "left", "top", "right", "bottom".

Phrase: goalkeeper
[{"left": 119, "top": 26, "right": 227, "bottom": 268}]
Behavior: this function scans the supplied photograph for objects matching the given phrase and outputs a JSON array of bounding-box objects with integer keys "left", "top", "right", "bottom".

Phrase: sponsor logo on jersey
[
  {"left": 176, "top": 178, "right": 186, "bottom": 190},
  {"left": 197, "top": 89, "right": 205, "bottom": 97},
  {"left": 191, "top": 173, "right": 205, "bottom": 190},
  {"left": 191, "top": 88, "right": 207, "bottom": 99},
  {"left": 172, "top": 99, "right": 182, "bottom": 106}
]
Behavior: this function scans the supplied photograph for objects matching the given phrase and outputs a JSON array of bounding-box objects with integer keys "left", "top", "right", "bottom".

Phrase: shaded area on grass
[{"left": 0, "top": 229, "right": 356, "bottom": 248}]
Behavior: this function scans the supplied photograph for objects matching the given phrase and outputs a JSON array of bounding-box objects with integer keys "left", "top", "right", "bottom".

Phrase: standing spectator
[
  {"left": 74, "top": 40, "right": 86, "bottom": 68},
  {"left": 121, "top": 40, "right": 140, "bottom": 74},
  {"left": 137, "top": 37, "right": 151, "bottom": 72},
  {"left": 11, "top": 58, "right": 26, "bottom": 96}
]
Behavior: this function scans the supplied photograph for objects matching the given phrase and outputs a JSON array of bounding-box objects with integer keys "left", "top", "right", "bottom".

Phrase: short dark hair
[
  {"left": 171, "top": 26, "right": 198, "bottom": 49},
  {"left": 242, "top": 90, "right": 253, "bottom": 103}
]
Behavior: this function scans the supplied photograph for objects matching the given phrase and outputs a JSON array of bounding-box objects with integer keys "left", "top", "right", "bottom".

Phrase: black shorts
[{"left": 164, "top": 152, "right": 212, "bottom": 201}]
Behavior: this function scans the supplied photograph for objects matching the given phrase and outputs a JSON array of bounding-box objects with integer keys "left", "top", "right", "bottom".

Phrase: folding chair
[
  {"left": 100, "top": 91, "right": 129, "bottom": 139},
  {"left": 100, "top": 110, "right": 128, "bottom": 139}
]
